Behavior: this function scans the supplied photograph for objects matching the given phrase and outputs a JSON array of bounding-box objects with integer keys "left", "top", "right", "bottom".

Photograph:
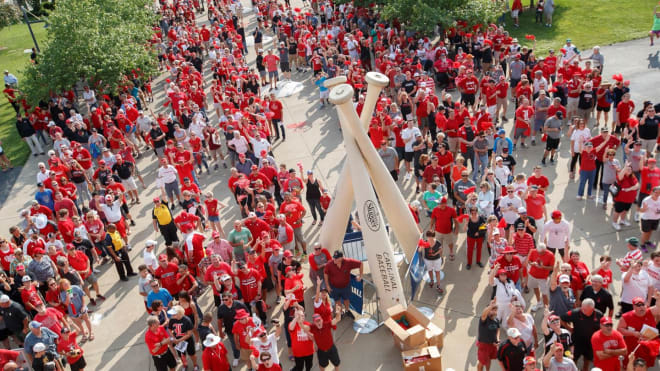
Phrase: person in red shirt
[
  {"left": 616, "top": 92, "right": 635, "bottom": 134},
  {"left": 308, "top": 308, "right": 342, "bottom": 370},
  {"left": 430, "top": 197, "right": 458, "bottom": 259},
  {"left": 33, "top": 303, "right": 67, "bottom": 337},
  {"left": 204, "top": 192, "right": 226, "bottom": 237},
  {"left": 279, "top": 193, "right": 306, "bottom": 256},
  {"left": 524, "top": 185, "right": 547, "bottom": 236},
  {"left": 635, "top": 158, "right": 660, "bottom": 221},
  {"left": 323, "top": 250, "right": 362, "bottom": 318},
  {"left": 577, "top": 142, "right": 597, "bottom": 199},
  {"left": 232, "top": 309, "right": 255, "bottom": 356},
  {"left": 154, "top": 255, "right": 182, "bottom": 297},
  {"left": 458, "top": 69, "right": 479, "bottom": 111},
  {"left": 527, "top": 166, "right": 550, "bottom": 194},
  {"left": 144, "top": 316, "right": 177, "bottom": 371},
  {"left": 495, "top": 246, "right": 524, "bottom": 285},
  {"left": 201, "top": 333, "right": 230, "bottom": 371},
  {"left": 284, "top": 265, "right": 305, "bottom": 305},
  {"left": 617, "top": 297, "right": 658, "bottom": 365},
  {"left": 288, "top": 306, "right": 315, "bottom": 370},
  {"left": 57, "top": 327, "right": 86, "bottom": 370},
  {"left": 66, "top": 244, "right": 104, "bottom": 304},
  {"left": 20, "top": 275, "right": 43, "bottom": 313},
  {"left": 526, "top": 243, "right": 555, "bottom": 311},
  {"left": 267, "top": 94, "right": 285, "bottom": 141},
  {"left": 514, "top": 98, "right": 534, "bottom": 148},
  {"left": 591, "top": 316, "right": 627, "bottom": 371},
  {"left": 612, "top": 164, "right": 640, "bottom": 229},
  {"left": 204, "top": 255, "right": 233, "bottom": 307},
  {"left": 0, "top": 239, "right": 14, "bottom": 273},
  {"left": 256, "top": 352, "right": 282, "bottom": 371},
  {"left": 568, "top": 251, "right": 590, "bottom": 299}
]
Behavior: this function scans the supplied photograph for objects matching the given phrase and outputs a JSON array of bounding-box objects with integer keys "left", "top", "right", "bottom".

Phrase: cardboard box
[
  {"left": 425, "top": 322, "right": 444, "bottom": 348},
  {"left": 385, "top": 304, "right": 431, "bottom": 350},
  {"left": 402, "top": 346, "right": 443, "bottom": 371}
]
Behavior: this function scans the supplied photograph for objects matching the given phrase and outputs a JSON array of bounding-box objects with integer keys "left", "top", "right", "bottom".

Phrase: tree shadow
[{"left": 648, "top": 51, "right": 660, "bottom": 69}]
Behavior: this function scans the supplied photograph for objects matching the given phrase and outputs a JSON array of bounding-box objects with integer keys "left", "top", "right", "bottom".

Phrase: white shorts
[
  {"left": 320, "top": 90, "right": 329, "bottom": 99},
  {"left": 527, "top": 275, "right": 549, "bottom": 295},
  {"left": 511, "top": 10, "right": 520, "bottom": 18},
  {"left": 487, "top": 105, "right": 497, "bottom": 117},
  {"left": 567, "top": 97, "right": 579, "bottom": 112},
  {"left": 424, "top": 258, "right": 443, "bottom": 272},
  {"left": 213, "top": 102, "right": 222, "bottom": 110},
  {"left": 122, "top": 177, "right": 138, "bottom": 191}
]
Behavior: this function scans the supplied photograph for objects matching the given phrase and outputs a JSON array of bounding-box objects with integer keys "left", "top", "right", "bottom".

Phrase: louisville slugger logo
[{"left": 363, "top": 200, "right": 381, "bottom": 232}]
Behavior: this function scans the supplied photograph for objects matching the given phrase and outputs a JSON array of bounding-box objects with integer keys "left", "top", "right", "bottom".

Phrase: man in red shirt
[
  {"left": 524, "top": 185, "right": 547, "bottom": 238},
  {"left": 458, "top": 69, "right": 479, "bottom": 111},
  {"left": 527, "top": 166, "right": 550, "bottom": 194},
  {"left": 267, "top": 94, "right": 285, "bottom": 141},
  {"left": 591, "top": 317, "right": 626, "bottom": 371},
  {"left": 144, "top": 316, "right": 177, "bottom": 371},
  {"left": 204, "top": 255, "right": 233, "bottom": 307},
  {"left": 590, "top": 127, "right": 620, "bottom": 191},
  {"left": 263, "top": 49, "right": 280, "bottom": 90},
  {"left": 615, "top": 92, "right": 635, "bottom": 134},
  {"left": 56, "top": 209, "right": 76, "bottom": 244},
  {"left": 279, "top": 192, "right": 306, "bottom": 256},
  {"left": 616, "top": 297, "right": 659, "bottom": 365},
  {"left": 635, "top": 158, "right": 660, "bottom": 222},
  {"left": 514, "top": 97, "right": 534, "bottom": 149},
  {"left": 66, "top": 244, "right": 104, "bottom": 305},
  {"left": 308, "top": 308, "right": 342, "bottom": 370},
  {"left": 154, "top": 255, "right": 181, "bottom": 297},
  {"left": 526, "top": 243, "right": 555, "bottom": 311},
  {"left": 495, "top": 246, "right": 523, "bottom": 285},
  {"left": 430, "top": 197, "right": 458, "bottom": 259},
  {"left": 323, "top": 251, "right": 362, "bottom": 319}
]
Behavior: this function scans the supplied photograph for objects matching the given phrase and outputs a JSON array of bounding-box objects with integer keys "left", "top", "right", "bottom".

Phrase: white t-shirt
[
  {"left": 229, "top": 136, "right": 249, "bottom": 154},
  {"left": 621, "top": 270, "right": 650, "bottom": 304},
  {"left": 570, "top": 128, "right": 591, "bottom": 152},
  {"left": 641, "top": 195, "right": 660, "bottom": 221},
  {"left": 143, "top": 250, "right": 158, "bottom": 271},
  {"left": 157, "top": 165, "right": 178, "bottom": 184},
  {"left": 401, "top": 127, "right": 421, "bottom": 152},
  {"left": 250, "top": 333, "right": 280, "bottom": 365},
  {"left": 500, "top": 195, "right": 523, "bottom": 224},
  {"left": 494, "top": 165, "right": 511, "bottom": 186},
  {"left": 548, "top": 357, "right": 578, "bottom": 371},
  {"left": 250, "top": 138, "right": 271, "bottom": 156},
  {"left": 543, "top": 220, "right": 571, "bottom": 250},
  {"left": 83, "top": 90, "right": 96, "bottom": 105},
  {"left": 100, "top": 201, "right": 122, "bottom": 223}
]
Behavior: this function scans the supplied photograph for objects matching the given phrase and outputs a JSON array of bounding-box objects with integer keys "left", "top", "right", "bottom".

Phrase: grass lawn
[
  {"left": 0, "top": 23, "right": 46, "bottom": 166},
  {"left": 506, "top": 0, "right": 657, "bottom": 54}
]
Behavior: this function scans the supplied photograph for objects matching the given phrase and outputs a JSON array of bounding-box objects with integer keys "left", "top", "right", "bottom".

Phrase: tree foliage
[
  {"left": 0, "top": 4, "right": 22, "bottom": 31},
  {"left": 21, "top": 0, "right": 157, "bottom": 104},
  {"left": 381, "top": 0, "right": 505, "bottom": 35}
]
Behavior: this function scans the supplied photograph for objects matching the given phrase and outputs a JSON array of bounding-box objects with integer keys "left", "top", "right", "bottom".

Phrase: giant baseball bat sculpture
[
  {"left": 319, "top": 72, "right": 420, "bottom": 258},
  {"left": 329, "top": 83, "right": 406, "bottom": 311}
]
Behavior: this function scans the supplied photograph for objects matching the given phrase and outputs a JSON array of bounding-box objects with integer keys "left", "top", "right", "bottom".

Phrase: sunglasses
[
  {"left": 634, "top": 303, "right": 646, "bottom": 307},
  {"left": 603, "top": 323, "right": 613, "bottom": 327}
]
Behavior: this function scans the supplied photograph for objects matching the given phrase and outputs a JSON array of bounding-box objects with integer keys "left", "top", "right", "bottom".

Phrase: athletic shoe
[
  {"left": 621, "top": 219, "right": 631, "bottom": 226},
  {"left": 612, "top": 222, "right": 621, "bottom": 231},
  {"left": 531, "top": 302, "right": 543, "bottom": 312},
  {"left": 233, "top": 359, "right": 239, "bottom": 367},
  {"left": 634, "top": 213, "right": 640, "bottom": 222}
]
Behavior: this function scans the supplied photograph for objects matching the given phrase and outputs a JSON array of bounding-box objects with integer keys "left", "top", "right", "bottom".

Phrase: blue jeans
[
  {"left": 578, "top": 169, "right": 596, "bottom": 197},
  {"left": 602, "top": 183, "right": 612, "bottom": 204},
  {"left": 473, "top": 152, "right": 488, "bottom": 182},
  {"left": 228, "top": 333, "right": 240, "bottom": 359}
]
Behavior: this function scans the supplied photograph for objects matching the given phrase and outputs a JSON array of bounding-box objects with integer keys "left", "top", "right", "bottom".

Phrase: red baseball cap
[
  {"left": 632, "top": 297, "right": 645, "bottom": 305},
  {"left": 158, "top": 254, "right": 168, "bottom": 262},
  {"left": 551, "top": 210, "right": 562, "bottom": 219},
  {"left": 65, "top": 243, "right": 76, "bottom": 250},
  {"left": 283, "top": 250, "right": 293, "bottom": 258},
  {"left": 33, "top": 248, "right": 45, "bottom": 255},
  {"left": 600, "top": 317, "right": 613, "bottom": 325},
  {"left": 153, "top": 196, "right": 160, "bottom": 203},
  {"left": 212, "top": 231, "right": 220, "bottom": 238},
  {"left": 496, "top": 268, "right": 507, "bottom": 276}
]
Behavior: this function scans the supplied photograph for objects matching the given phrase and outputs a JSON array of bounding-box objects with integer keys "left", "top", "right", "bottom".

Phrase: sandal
[
  {"left": 428, "top": 281, "right": 435, "bottom": 288},
  {"left": 449, "top": 254, "right": 455, "bottom": 261},
  {"left": 89, "top": 334, "right": 94, "bottom": 341},
  {"left": 437, "top": 286, "right": 445, "bottom": 295},
  {"left": 311, "top": 220, "right": 316, "bottom": 225},
  {"left": 81, "top": 335, "right": 88, "bottom": 343}
]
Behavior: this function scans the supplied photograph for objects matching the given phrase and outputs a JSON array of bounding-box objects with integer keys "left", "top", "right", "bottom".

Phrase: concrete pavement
[{"left": 2, "top": 6, "right": 660, "bottom": 371}]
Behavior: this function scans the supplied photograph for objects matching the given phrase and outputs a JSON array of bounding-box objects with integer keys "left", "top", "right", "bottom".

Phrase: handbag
[{"left": 609, "top": 183, "right": 620, "bottom": 197}]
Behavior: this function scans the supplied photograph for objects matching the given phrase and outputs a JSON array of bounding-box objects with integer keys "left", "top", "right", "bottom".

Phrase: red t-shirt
[
  {"left": 515, "top": 106, "right": 534, "bottom": 129},
  {"left": 263, "top": 54, "right": 280, "bottom": 72},
  {"left": 285, "top": 274, "right": 305, "bottom": 302},
  {"left": 495, "top": 255, "right": 523, "bottom": 282},
  {"left": 323, "top": 259, "right": 361, "bottom": 289},
  {"left": 202, "top": 344, "right": 230, "bottom": 371},
  {"left": 459, "top": 76, "right": 479, "bottom": 94},
  {"left": 310, "top": 321, "right": 334, "bottom": 351},
  {"left": 569, "top": 260, "right": 590, "bottom": 291},
  {"left": 0, "top": 349, "right": 18, "bottom": 369},
  {"left": 614, "top": 175, "right": 638, "bottom": 204},
  {"left": 232, "top": 318, "right": 255, "bottom": 348},
  {"left": 155, "top": 262, "right": 181, "bottom": 295},
  {"left": 640, "top": 166, "right": 660, "bottom": 194},
  {"left": 528, "top": 250, "right": 555, "bottom": 279},
  {"left": 237, "top": 268, "right": 261, "bottom": 303},
  {"left": 526, "top": 176, "right": 549, "bottom": 193},
  {"left": 21, "top": 285, "right": 43, "bottom": 309},
  {"left": 289, "top": 322, "right": 315, "bottom": 357},
  {"left": 525, "top": 194, "right": 546, "bottom": 219},
  {"left": 57, "top": 331, "right": 83, "bottom": 364},
  {"left": 204, "top": 263, "right": 233, "bottom": 295},
  {"left": 0, "top": 247, "right": 14, "bottom": 272},
  {"left": 591, "top": 329, "right": 626, "bottom": 371},
  {"left": 279, "top": 201, "right": 305, "bottom": 229},
  {"left": 145, "top": 326, "right": 170, "bottom": 355},
  {"left": 621, "top": 309, "right": 655, "bottom": 354},
  {"left": 34, "top": 308, "right": 64, "bottom": 336},
  {"left": 580, "top": 150, "right": 597, "bottom": 171},
  {"left": 596, "top": 268, "right": 612, "bottom": 289},
  {"left": 617, "top": 101, "right": 635, "bottom": 123},
  {"left": 431, "top": 206, "right": 456, "bottom": 234},
  {"left": 205, "top": 199, "right": 220, "bottom": 217},
  {"left": 512, "top": 232, "right": 535, "bottom": 257}
]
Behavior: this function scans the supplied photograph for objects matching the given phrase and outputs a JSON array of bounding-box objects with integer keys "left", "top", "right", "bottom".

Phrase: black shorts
[
  {"left": 461, "top": 93, "right": 476, "bottom": 106},
  {"left": 573, "top": 343, "right": 593, "bottom": 362},
  {"left": 280, "top": 62, "right": 290, "bottom": 72},
  {"left": 317, "top": 344, "right": 341, "bottom": 368},
  {"left": 596, "top": 105, "right": 610, "bottom": 112},
  {"left": 0, "top": 328, "right": 10, "bottom": 341},
  {"left": 614, "top": 201, "right": 632, "bottom": 213},
  {"left": 153, "top": 350, "right": 177, "bottom": 371},
  {"left": 510, "top": 79, "right": 520, "bottom": 88},
  {"left": 614, "top": 124, "right": 624, "bottom": 134},
  {"left": 70, "top": 356, "right": 87, "bottom": 371},
  {"left": 404, "top": 151, "right": 414, "bottom": 162},
  {"left": 641, "top": 219, "right": 660, "bottom": 232},
  {"left": 176, "top": 337, "right": 196, "bottom": 356},
  {"left": 545, "top": 137, "right": 560, "bottom": 150}
]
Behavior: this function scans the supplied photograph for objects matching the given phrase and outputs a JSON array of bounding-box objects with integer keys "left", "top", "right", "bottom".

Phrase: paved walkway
[{"left": 2, "top": 8, "right": 660, "bottom": 371}]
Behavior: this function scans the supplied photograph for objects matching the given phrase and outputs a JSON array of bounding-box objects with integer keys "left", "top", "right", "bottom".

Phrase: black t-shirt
[
  {"left": 112, "top": 162, "right": 134, "bottom": 180},
  {"left": 0, "top": 301, "right": 28, "bottom": 332},
  {"left": 216, "top": 301, "right": 248, "bottom": 333},
  {"left": 73, "top": 238, "right": 94, "bottom": 253},
  {"left": 402, "top": 79, "right": 416, "bottom": 94},
  {"left": 578, "top": 90, "right": 595, "bottom": 110},
  {"left": 639, "top": 115, "right": 660, "bottom": 140},
  {"left": 256, "top": 55, "right": 265, "bottom": 71},
  {"left": 150, "top": 128, "right": 166, "bottom": 148},
  {"left": 467, "top": 216, "right": 487, "bottom": 238},
  {"left": 513, "top": 217, "right": 537, "bottom": 237},
  {"left": 424, "top": 241, "right": 442, "bottom": 261},
  {"left": 478, "top": 316, "right": 499, "bottom": 343},
  {"left": 560, "top": 308, "right": 603, "bottom": 346},
  {"left": 168, "top": 316, "right": 193, "bottom": 339},
  {"left": 497, "top": 339, "right": 527, "bottom": 371},
  {"left": 501, "top": 154, "right": 517, "bottom": 170},
  {"left": 579, "top": 285, "right": 614, "bottom": 314}
]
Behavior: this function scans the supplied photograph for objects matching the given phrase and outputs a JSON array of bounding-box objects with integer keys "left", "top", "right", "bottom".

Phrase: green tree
[
  {"left": 21, "top": 0, "right": 157, "bottom": 104},
  {"left": 380, "top": 0, "right": 505, "bottom": 35},
  {"left": 0, "top": 4, "right": 22, "bottom": 32}
]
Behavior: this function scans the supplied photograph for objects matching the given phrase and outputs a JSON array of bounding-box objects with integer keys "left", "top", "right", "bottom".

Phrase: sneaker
[
  {"left": 90, "top": 298, "right": 97, "bottom": 306},
  {"left": 196, "top": 343, "right": 201, "bottom": 351},
  {"left": 531, "top": 302, "right": 543, "bottom": 312},
  {"left": 97, "top": 295, "right": 106, "bottom": 301},
  {"left": 621, "top": 219, "right": 631, "bottom": 226},
  {"left": 642, "top": 245, "right": 649, "bottom": 253},
  {"left": 634, "top": 213, "right": 640, "bottom": 222},
  {"left": 466, "top": 264, "right": 471, "bottom": 270},
  {"left": 346, "top": 311, "right": 356, "bottom": 319},
  {"left": 126, "top": 244, "right": 132, "bottom": 251},
  {"left": 404, "top": 172, "right": 412, "bottom": 180},
  {"left": 93, "top": 268, "right": 100, "bottom": 273},
  {"left": 576, "top": 196, "right": 583, "bottom": 200},
  {"left": 531, "top": 139, "right": 536, "bottom": 146},
  {"left": 647, "top": 242, "right": 657, "bottom": 249},
  {"left": 276, "top": 296, "right": 281, "bottom": 304},
  {"left": 476, "top": 262, "right": 484, "bottom": 268},
  {"left": 550, "top": 158, "right": 555, "bottom": 164},
  {"left": 588, "top": 195, "right": 595, "bottom": 200},
  {"left": 612, "top": 222, "right": 621, "bottom": 231},
  {"left": 233, "top": 359, "right": 239, "bottom": 367},
  {"left": 541, "top": 159, "right": 546, "bottom": 166}
]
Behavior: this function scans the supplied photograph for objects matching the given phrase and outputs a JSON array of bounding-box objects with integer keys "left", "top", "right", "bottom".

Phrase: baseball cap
[
  {"left": 248, "top": 212, "right": 257, "bottom": 218},
  {"left": 517, "top": 207, "right": 527, "bottom": 214},
  {"left": 212, "top": 231, "right": 220, "bottom": 238},
  {"left": 650, "top": 158, "right": 658, "bottom": 163},
  {"left": 497, "top": 268, "right": 507, "bottom": 276},
  {"left": 33, "top": 248, "right": 45, "bottom": 255},
  {"left": 558, "top": 274, "right": 570, "bottom": 283},
  {"left": 153, "top": 196, "right": 160, "bottom": 203},
  {"left": 33, "top": 343, "right": 46, "bottom": 353},
  {"left": 145, "top": 240, "right": 157, "bottom": 247},
  {"left": 283, "top": 250, "right": 293, "bottom": 258},
  {"left": 551, "top": 210, "right": 562, "bottom": 219},
  {"left": 507, "top": 328, "right": 521, "bottom": 338},
  {"left": 632, "top": 297, "right": 645, "bottom": 305},
  {"left": 600, "top": 317, "right": 613, "bottom": 325},
  {"left": 626, "top": 237, "right": 640, "bottom": 246},
  {"left": 333, "top": 250, "right": 344, "bottom": 259},
  {"left": 29, "top": 320, "right": 41, "bottom": 329},
  {"left": 440, "top": 196, "right": 448, "bottom": 204},
  {"left": 220, "top": 274, "right": 232, "bottom": 281},
  {"left": 0, "top": 295, "right": 9, "bottom": 303},
  {"left": 502, "top": 246, "right": 516, "bottom": 254},
  {"left": 524, "top": 356, "right": 536, "bottom": 365},
  {"left": 158, "top": 254, "right": 168, "bottom": 262},
  {"left": 548, "top": 314, "right": 560, "bottom": 323}
]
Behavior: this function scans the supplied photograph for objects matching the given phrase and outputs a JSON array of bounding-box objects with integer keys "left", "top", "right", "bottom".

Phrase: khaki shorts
[
  {"left": 435, "top": 232, "right": 456, "bottom": 247},
  {"left": 527, "top": 275, "right": 549, "bottom": 296}
]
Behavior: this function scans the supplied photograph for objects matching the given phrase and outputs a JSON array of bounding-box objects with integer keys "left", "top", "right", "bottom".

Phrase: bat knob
[
  {"left": 323, "top": 76, "right": 348, "bottom": 89},
  {"left": 329, "top": 84, "right": 354, "bottom": 105},
  {"left": 365, "top": 72, "right": 389, "bottom": 87}
]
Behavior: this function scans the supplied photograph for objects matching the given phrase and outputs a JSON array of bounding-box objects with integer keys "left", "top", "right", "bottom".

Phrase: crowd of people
[{"left": 2, "top": 0, "right": 660, "bottom": 370}]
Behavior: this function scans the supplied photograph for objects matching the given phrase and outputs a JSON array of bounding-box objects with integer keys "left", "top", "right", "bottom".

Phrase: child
[
  {"left": 176, "top": 263, "right": 199, "bottom": 299},
  {"left": 198, "top": 312, "right": 216, "bottom": 350},
  {"left": 314, "top": 72, "right": 329, "bottom": 108},
  {"left": 595, "top": 255, "right": 613, "bottom": 289},
  {"left": 535, "top": 0, "right": 545, "bottom": 23},
  {"left": 137, "top": 264, "right": 153, "bottom": 312},
  {"left": 512, "top": 173, "right": 527, "bottom": 196},
  {"left": 320, "top": 190, "right": 332, "bottom": 213},
  {"left": 615, "top": 237, "right": 643, "bottom": 272},
  {"left": 58, "top": 327, "right": 86, "bottom": 371}
]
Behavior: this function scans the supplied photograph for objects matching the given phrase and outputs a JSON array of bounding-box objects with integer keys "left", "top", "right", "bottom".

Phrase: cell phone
[{"left": 271, "top": 319, "right": 280, "bottom": 325}]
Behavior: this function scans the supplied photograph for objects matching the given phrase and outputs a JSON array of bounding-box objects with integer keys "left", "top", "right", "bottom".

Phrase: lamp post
[{"left": 20, "top": 6, "right": 40, "bottom": 53}]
